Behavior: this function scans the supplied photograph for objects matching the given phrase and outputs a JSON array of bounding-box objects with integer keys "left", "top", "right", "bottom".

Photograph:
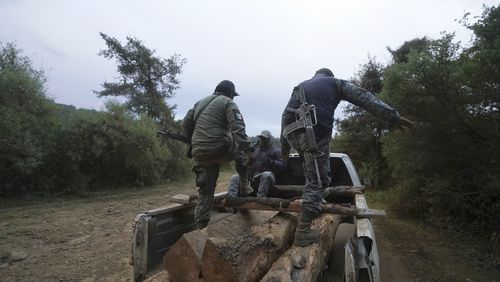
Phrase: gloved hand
[
  {"left": 394, "top": 116, "right": 415, "bottom": 131},
  {"left": 280, "top": 134, "right": 291, "bottom": 161},
  {"left": 242, "top": 151, "right": 255, "bottom": 167}
]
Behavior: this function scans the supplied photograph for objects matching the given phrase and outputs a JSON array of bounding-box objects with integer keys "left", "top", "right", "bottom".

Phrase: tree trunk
[
  {"left": 261, "top": 214, "right": 342, "bottom": 282},
  {"left": 272, "top": 185, "right": 366, "bottom": 199},
  {"left": 219, "top": 197, "right": 384, "bottom": 218},
  {"left": 201, "top": 212, "right": 297, "bottom": 282},
  {"left": 164, "top": 210, "right": 277, "bottom": 282}
]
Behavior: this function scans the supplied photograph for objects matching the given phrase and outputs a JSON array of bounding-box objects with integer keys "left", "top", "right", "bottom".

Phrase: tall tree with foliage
[
  {"left": 95, "top": 33, "right": 186, "bottom": 125},
  {"left": 381, "top": 5, "right": 500, "bottom": 237},
  {"left": 0, "top": 42, "right": 56, "bottom": 195},
  {"left": 387, "top": 37, "right": 431, "bottom": 64},
  {"left": 333, "top": 57, "right": 393, "bottom": 188}
]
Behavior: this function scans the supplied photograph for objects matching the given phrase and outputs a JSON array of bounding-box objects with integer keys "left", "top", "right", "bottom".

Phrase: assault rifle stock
[
  {"left": 157, "top": 129, "right": 192, "bottom": 158},
  {"left": 157, "top": 129, "right": 190, "bottom": 143}
]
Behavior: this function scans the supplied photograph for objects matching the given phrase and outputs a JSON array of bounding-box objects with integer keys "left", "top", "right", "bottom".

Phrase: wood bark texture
[
  {"left": 261, "top": 214, "right": 342, "bottom": 282},
  {"left": 164, "top": 210, "right": 277, "bottom": 282},
  {"left": 201, "top": 212, "right": 298, "bottom": 282}
]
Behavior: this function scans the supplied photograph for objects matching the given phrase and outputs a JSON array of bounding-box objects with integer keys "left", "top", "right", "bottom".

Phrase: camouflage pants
[
  {"left": 192, "top": 141, "right": 247, "bottom": 227},
  {"left": 227, "top": 171, "right": 275, "bottom": 198},
  {"left": 193, "top": 163, "right": 220, "bottom": 228},
  {"left": 285, "top": 131, "right": 331, "bottom": 213}
]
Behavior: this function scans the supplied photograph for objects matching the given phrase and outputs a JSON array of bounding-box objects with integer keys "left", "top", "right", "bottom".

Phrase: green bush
[
  {"left": 0, "top": 42, "right": 190, "bottom": 196},
  {"left": 381, "top": 6, "right": 500, "bottom": 237},
  {"left": 43, "top": 101, "right": 190, "bottom": 194},
  {"left": 0, "top": 42, "right": 57, "bottom": 195},
  {"left": 335, "top": 5, "right": 500, "bottom": 244}
]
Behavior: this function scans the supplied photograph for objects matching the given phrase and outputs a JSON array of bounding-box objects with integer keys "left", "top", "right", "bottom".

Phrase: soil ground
[
  {"left": 368, "top": 191, "right": 500, "bottom": 282},
  {"left": 1, "top": 172, "right": 499, "bottom": 281}
]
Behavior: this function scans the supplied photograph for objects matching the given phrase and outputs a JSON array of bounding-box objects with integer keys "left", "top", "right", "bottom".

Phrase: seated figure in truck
[{"left": 227, "top": 130, "right": 287, "bottom": 197}]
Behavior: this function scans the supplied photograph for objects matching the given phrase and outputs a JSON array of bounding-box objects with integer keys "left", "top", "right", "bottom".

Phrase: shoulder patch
[{"left": 233, "top": 109, "right": 244, "bottom": 122}]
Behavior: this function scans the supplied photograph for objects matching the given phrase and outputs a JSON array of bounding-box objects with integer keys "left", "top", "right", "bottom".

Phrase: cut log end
[
  {"left": 202, "top": 212, "right": 297, "bottom": 282},
  {"left": 164, "top": 229, "right": 207, "bottom": 282}
]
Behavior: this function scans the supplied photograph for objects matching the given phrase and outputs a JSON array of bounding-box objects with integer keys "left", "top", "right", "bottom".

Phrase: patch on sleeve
[{"left": 233, "top": 109, "right": 244, "bottom": 122}]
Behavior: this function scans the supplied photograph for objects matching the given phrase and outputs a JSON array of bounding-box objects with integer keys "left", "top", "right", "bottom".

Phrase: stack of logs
[{"left": 163, "top": 186, "right": 368, "bottom": 282}]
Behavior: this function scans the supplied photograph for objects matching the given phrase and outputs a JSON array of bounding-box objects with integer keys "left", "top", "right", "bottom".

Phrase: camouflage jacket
[
  {"left": 182, "top": 94, "right": 250, "bottom": 156},
  {"left": 281, "top": 74, "right": 400, "bottom": 141}
]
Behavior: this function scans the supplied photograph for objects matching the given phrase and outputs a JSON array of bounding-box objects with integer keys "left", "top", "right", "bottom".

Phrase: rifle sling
[
  {"left": 194, "top": 95, "right": 218, "bottom": 124},
  {"left": 283, "top": 85, "right": 308, "bottom": 135}
]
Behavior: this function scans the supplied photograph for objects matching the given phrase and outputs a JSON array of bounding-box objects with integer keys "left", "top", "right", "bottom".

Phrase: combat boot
[
  {"left": 238, "top": 167, "right": 253, "bottom": 196},
  {"left": 294, "top": 209, "right": 321, "bottom": 247}
]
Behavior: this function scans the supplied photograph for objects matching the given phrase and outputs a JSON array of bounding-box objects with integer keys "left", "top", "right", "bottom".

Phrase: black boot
[{"left": 294, "top": 209, "right": 320, "bottom": 247}]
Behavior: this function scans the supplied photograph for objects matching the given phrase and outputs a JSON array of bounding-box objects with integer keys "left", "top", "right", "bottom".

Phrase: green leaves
[
  {"left": 0, "top": 42, "right": 190, "bottom": 196},
  {"left": 335, "top": 5, "right": 500, "bottom": 239},
  {"left": 96, "top": 33, "right": 186, "bottom": 125},
  {"left": 0, "top": 42, "right": 55, "bottom": 195}
]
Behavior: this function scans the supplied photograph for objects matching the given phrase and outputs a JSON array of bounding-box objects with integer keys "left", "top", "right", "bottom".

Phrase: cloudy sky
[{"left": 1, "top": 0, "right": 496, "bottom": 136}]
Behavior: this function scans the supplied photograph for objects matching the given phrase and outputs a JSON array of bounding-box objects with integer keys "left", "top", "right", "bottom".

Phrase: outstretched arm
[{"left": 337, "top": 79, "right": 401, "bottom": 126}]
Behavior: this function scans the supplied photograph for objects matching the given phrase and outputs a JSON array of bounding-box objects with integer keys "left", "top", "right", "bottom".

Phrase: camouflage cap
[
  {"left": 214, "top": 80, "right": 239, "bottom": 97},
  {"left": 258, "top": 130, "right": 272, "bottom": 139}
]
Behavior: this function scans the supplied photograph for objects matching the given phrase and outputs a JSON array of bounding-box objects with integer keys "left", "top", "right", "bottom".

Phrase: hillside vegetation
[{"left": 334, "top": 5, "right": 500, "bottom": 257}]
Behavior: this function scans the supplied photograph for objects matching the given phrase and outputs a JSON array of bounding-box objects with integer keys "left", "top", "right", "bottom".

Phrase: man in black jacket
[{"left": 281, "top": 68, "right": 414, "bottom": 246}]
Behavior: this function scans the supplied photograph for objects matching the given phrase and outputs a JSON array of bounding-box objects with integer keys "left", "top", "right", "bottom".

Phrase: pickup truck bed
[{"left": 132, "top": 153, "right": 381, "bottom": 282}]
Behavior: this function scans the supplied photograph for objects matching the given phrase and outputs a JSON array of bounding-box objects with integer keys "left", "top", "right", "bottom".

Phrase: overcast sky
[{"left": 1, "top": 0, "right": 496, "bottom": 136}]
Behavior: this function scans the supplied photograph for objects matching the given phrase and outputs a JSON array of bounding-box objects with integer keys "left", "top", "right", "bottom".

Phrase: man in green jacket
[{"left": 182, "top": 80, "right": 253, "bottom": 229}]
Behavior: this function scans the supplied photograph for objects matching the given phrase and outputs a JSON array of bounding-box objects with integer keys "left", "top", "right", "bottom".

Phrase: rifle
[
  {"left": 283, "top": 85, "right": 324, "bottom": 185},
  {"left": 157, "top": 129, "right": 192, "bottom": 158}
]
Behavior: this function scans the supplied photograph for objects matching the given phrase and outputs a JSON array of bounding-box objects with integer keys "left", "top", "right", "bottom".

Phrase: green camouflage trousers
[{"left": 192, "top": 139, "right": 247, "bottom": 228}]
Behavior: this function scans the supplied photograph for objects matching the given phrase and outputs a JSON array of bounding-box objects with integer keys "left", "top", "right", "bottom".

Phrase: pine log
[
  {"left": 219, "top": 197, "right": 385, "bottom": 218},
  {"left": 261, "top": 214, "right": 342, "bottom": 282},
  {"left": 322, "top": 185, "right": 366, "bottom": 199},
  {"left": 164, "top": 229, "right": 206, "bottom": 282},
  {"left": 272, "top": 185, "right": 366, "bottom": 199},
  {"left": 164, "top": 210, "right": 277, "bottom": 282},
  {"left": 170, "top": 193, "right": 198, "bottom": 204},
  {"left": 201, "top": 212, "right": 297, "bottom": 282}
]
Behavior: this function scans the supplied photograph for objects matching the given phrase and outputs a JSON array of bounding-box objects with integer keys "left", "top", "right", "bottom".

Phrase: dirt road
[
  {"left": 1, "top": 174, "right": 498, "bottom": 281},
  {"left": 0, "top": 174, "right": 207, "bottom": 282},
  {"left": 369, "top": 193, "right": 500, "bottom": 282}
]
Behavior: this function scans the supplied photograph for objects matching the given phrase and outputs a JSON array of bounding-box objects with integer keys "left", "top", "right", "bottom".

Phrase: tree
[
  {"left": 382, "top": 9, "right": 500, "bottom": 235},
  {"left": 387, "top": 37, "right": 431, "bottom": 64},
  {"left": 0, "top": 42, "right": 56, "bottom": 195},
  {"left": 333, "top": 57, "right": 392, "bottom": 188},
  {"left": 95, "top": 33, "right": 186, "bottom": 125}
]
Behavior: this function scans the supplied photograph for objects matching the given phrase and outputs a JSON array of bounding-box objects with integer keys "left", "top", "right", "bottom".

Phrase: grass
[
  {"left": 367, "top": 189, "right": 500, "bottom": 281},
  {"left": 0, "top": 169, "right": 236, "bottom": 211}
]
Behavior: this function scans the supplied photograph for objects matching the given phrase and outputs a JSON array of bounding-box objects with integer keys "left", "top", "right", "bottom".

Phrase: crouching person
[{"left": 227, "top": 130, "right": 286, "bottom": 198}]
